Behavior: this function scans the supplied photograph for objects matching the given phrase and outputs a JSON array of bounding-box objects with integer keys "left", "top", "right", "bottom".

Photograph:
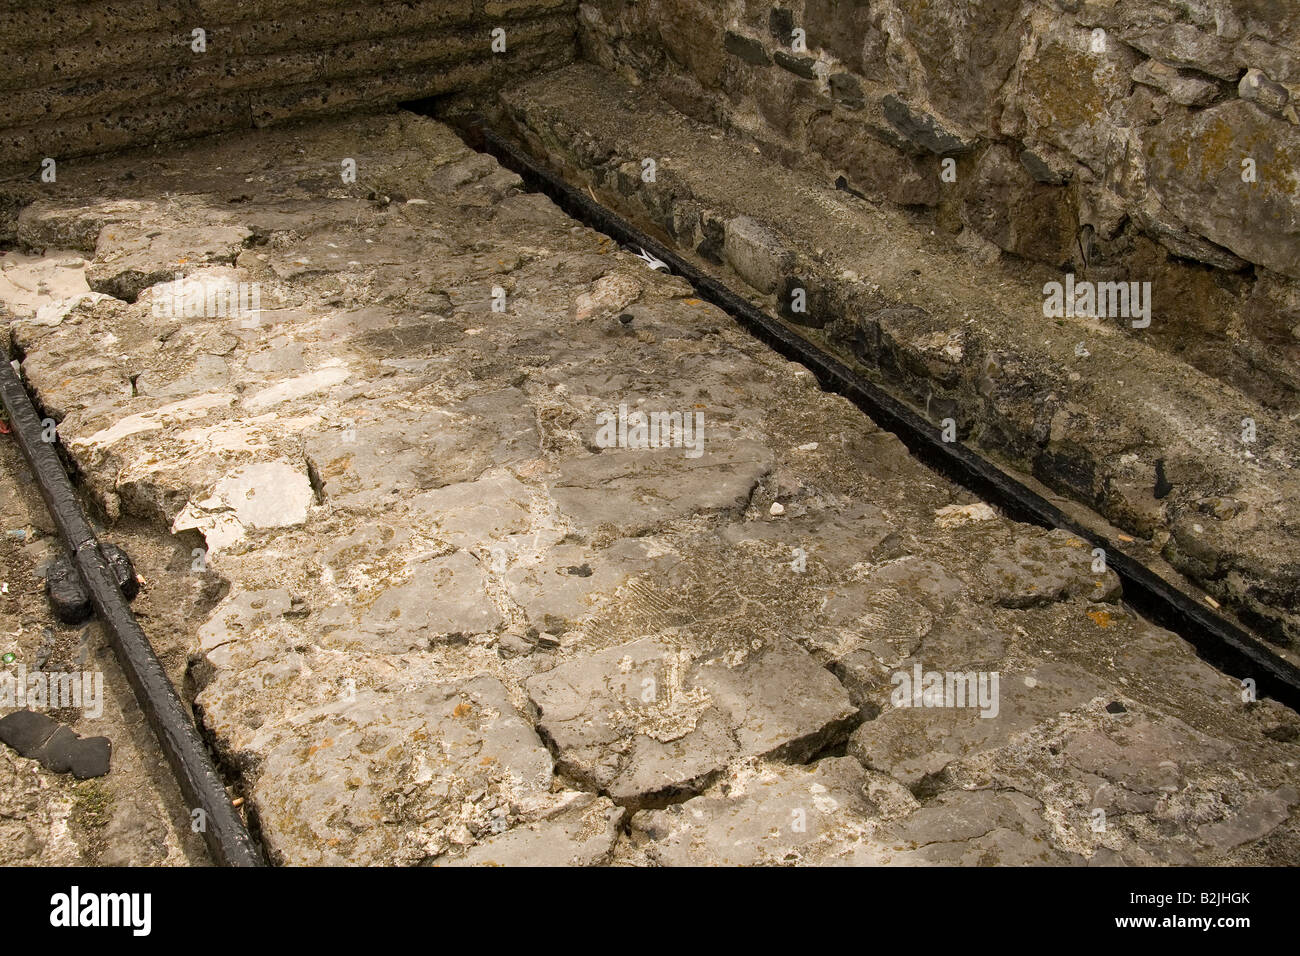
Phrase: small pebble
[{"left": 769, "top": 502, "right": 785, "bottom": 516}]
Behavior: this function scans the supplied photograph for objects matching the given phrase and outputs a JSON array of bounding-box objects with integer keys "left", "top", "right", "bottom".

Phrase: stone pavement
[
  {"left": 1, "top": 110, "right": 1298, "bottom": 865},
  {"left": 501, "top": 63, "right": 1300, "bottom": 657}
]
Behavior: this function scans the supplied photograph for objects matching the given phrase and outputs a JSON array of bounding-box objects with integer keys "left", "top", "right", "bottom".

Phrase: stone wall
[
  {"left": 0, "top": 0, "right": 578, "bottom": 172},
  {"left": 577, "top": 0, "right": 1300, "bottom": 409}
]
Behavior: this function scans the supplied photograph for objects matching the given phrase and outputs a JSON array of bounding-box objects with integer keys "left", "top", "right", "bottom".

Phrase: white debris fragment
[{"left": 934, "top": 502, "right": 997, "bottom": 528}]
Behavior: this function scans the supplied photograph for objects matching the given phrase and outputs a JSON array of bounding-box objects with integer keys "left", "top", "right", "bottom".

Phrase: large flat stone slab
[
  {"left": 631, "top": 757, "right": 886, "bottom": 866},
  {"left": 253, "top": 677, "right": 554, "bottom": 866},
  {"left": 443, "top": 794, "right": 625, "bottom": 867},
  {"left": 525, "top": 636, "right": 856, "bottom": 806}
]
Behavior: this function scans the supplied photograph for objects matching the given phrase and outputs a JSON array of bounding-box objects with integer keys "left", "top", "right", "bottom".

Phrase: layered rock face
[
  {"left": 0, "top": 0, "right": 579, "bottom": 172},
  {"left": 577, "top": 0, "right": 1300, "bottom": 409}
]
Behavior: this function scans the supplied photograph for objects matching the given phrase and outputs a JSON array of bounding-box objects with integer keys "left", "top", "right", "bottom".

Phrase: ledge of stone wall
[{"left": 0, "top": 0, "right": 578, "bottom": 172}]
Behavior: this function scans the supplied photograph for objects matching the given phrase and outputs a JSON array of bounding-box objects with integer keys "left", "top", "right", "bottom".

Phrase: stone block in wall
[
  {"left": 882, "top": 95, "right": 976, "bottom": 155},
  {"left": 723, "top": 215, "right": 794, "bottom": 295},
  {"left": 809, "top": 113, "right": 939, "bottom": 207},
  {"left": 0, "top": 72, "right": 171, "bottom": 132},
  {"left": 1007, "top": 20, "right": 1141, "bottom": 173},
  {"left": 1239, "top": 68, "right": 1291, "bottom": 117},
  {"left": 724, "top": 31, "right": 770, "bottom": 67},
  {"left": 960, "top": 144, "right": 1076, "bottom": 268},
  {"left": 1122, "top": 22, "right": 1240, "bottom": 81},
  {"left": 485, "top": 0, "right": 578, "bottom": 15},
  {"left": 803, "top": 0, "right": 878, "bottom": 77},
  {"left": 318, "top": 28, "right": 484, "bottom": 80},
  {"left": 1132, "top": 60, "right": 1220, "bottom": 107},
  {"left": 890, "top": 0, "right": 1023, "bottom": 136},
  {"left": 1143, "top": 98, "right": 1300, "bottom": 280},
  {"left": 235, "top": 0, "right": 467, "bottom": 56},
  {"left": 4, "top": 26, "right": 192, "bottom": 93},
  {"left": 654, "top": 0, "right": 726, "bottom": 88},
  {"left": 0, "top": 92, "right": 250, "bottom": 169}
]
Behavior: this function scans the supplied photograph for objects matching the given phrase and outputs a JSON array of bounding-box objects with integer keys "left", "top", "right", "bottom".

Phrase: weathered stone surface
[
  {"left": 356, "top": 551, "right": 503, "bottom": 652},
  {"left": 253, "top": 678, "right": 554, "bottom": 866},
  {"left": 982, "top": 527, "right": 1121, "bottom": 608},
  {"left": 504, "top": 63, "right": 1300, "bottom": 653},
  {"left": 526, "top": 636, "right": 856, "bottom": 805},
  {"left": 961, "top": 144, "right": 1076, "bottom": 265},
  {"left": 8, "top": 106, "right": 1300, "bottom": 869},
  {"left": 1144, "top": 99, "right": 1300, "bottom": 279},
  {"left": 443, "top": 794, "right": 624, "bottom": 866},
  {"left": 631, "top": 757, "right": 881, "bottom": 865},
  {"left": 574, "top": 272, "right": 643, "bottom": 319}
]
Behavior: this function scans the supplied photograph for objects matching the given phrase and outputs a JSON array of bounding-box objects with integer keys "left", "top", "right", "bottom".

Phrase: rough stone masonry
[{"left": 0, "top": 1, "right": 1297, "bottom": 868}]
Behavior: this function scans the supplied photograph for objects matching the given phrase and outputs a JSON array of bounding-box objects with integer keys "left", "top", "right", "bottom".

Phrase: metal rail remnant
[{"left": 0, "top": 355, "right": 263, "bottom": 867}]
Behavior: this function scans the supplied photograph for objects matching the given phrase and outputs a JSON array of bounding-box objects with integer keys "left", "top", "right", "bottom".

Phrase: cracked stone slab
[
  {"left": 442, "top": 793, "right": 625, "bottom": 866},
  {"left": 526, "top": 636, "right": 856, "bottom": 806},
  {"left": 631, "top": 757, "right": 884, "bottom": 866},
  {"left": 876, "top": 789, "right": 1079, "bottom": 865},
  {"left": 87, "top": 207, "right": 251, "bottom": 302},
  {"left": 253, "top": 677, "right": 554, "bottom": 866},
  {"left": 849, "top": 660, "right": 1112, "bottom": 788},
  {"left": 355, "top": 550, "right": 503, "bottom": 652}
]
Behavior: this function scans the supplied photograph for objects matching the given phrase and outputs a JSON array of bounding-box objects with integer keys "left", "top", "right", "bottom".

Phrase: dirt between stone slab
[
  {"left": 0, "top": 109, "right": 1298, "bottom": 866},
  {"left": 498, "top": 62, "right": 1300, "bottom": 660}
]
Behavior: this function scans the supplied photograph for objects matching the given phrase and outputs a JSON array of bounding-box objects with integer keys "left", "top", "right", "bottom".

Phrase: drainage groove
[
  {"left": 0, "top": 356, "right": 263, "bottom": 867},
  {"left": 476, "top": 123, "right": 1300, "bottom": 712}
]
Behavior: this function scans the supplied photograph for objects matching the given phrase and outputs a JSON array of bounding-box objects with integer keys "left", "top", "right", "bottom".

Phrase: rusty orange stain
[
  {"left": 306, "top": 736, "right": 335, "bottom": 757},
  {"left": 1087, "top": 610, "right": 1114, "bottom": 628}
]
